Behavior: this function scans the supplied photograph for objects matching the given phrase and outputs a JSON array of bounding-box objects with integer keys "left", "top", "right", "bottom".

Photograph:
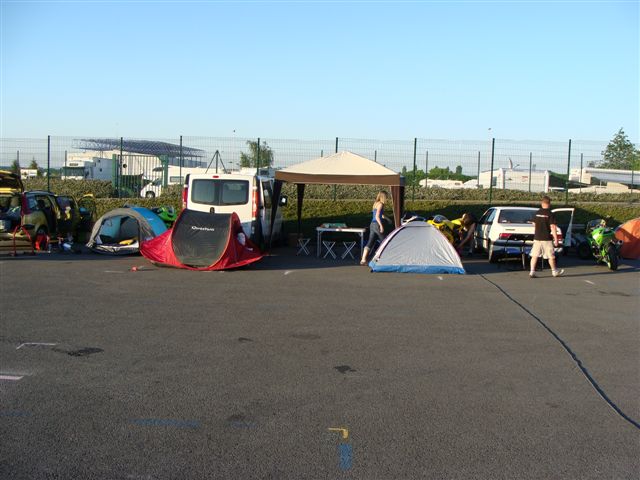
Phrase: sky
[{"left": 0, "top": 0, "right": 638, "bottom": 143}]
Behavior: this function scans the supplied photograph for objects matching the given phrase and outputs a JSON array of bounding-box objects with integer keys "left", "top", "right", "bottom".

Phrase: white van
[{"left": 183, "top": 172, "right": 287, "bottom": 245}]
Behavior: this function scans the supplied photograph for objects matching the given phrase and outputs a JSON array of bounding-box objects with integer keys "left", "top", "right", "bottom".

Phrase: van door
[{"left": 260, "top": 179, "right": 272, "bottom": 240}]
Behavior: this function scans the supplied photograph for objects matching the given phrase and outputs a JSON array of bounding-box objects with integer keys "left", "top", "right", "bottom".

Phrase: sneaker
[
  {"left": 552, "top": 269, "right": 564, "bottom": 277},
  {"left": 529, "top": 271, "right": 536, "bottom": 278}
]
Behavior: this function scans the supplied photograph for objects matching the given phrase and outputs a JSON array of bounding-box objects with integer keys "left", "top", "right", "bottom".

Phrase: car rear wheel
[{"left": 145, "top": 191, "right": 155, "bottom": 198}]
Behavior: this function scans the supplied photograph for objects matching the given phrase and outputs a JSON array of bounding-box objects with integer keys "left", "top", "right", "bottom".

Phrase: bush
[
  {"left": 280, "top": 183, "right": 639, "bottom": 203},
  {"left": 23, "top": 178, "right": 113, "bottom": 198},
  {"left": 281, "top": 199, "right": 640, "bottom": 237},
  {"left": 95, "top": 196, "right": 182, "bottom": 218}
]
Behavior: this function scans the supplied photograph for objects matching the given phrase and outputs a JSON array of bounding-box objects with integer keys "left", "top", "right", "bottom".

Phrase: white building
[
  {"left": 418, "top": 178, "right": 466, "bottom": 189},
  {"left": 476, "top": 168, "right": 550, "bottom": 192},
  {"left": 569, "top": 167, "right": 639, "bottom": 187}
]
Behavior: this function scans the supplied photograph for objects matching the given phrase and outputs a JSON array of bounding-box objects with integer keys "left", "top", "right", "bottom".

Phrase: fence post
[
  {"left": 579, "top": 153, "right": 583, "bottom": 193},
  {"left": 425, "top": 151, "right": 429, "bottom": 187},
  {"left": 333, "top": 137, "right": 338, "bottom": 201},
  {"left": 476, "top": 151, "right": 480, "bottom": 188},
  {"left": 374, "top": 150, "right": 377, "bottom": 163},
  {"left": 256, "top": 137, "right": 260, "bottom": 175},
  {"left": 179, "top": 135, "right": 183, "bottom": 182},
  {"left": 565, "top": 139, "right": 572, "bottom": 205},
  {"left": 411, "top": 138, "right": 417, "bottom": 200},
  {"left": 46, "top": 135, "right": 51, "bottom": 191},
  {"left": 528, "top": 152, "right": 532, "bottom": 192},
  {"left": 488, "top": 138, "right": 495, "bottom": 205},
  {"left": 119, "top": 137, "right": 124, "bottom": 199}
]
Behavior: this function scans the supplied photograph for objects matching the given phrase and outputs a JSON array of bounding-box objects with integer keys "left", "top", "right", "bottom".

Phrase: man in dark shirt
[{"left": 530, "top": 196, "right": 564, "bottom": 278}]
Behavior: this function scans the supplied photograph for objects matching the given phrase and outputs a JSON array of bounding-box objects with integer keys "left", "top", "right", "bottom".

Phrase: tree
[
  {"left": 239, "top": 140, "right": 274, "bottom": 168},
  {"left": 10, "top": 158, "right": 20, "bottom": 175},
  {"left": 29, "top": 159, "right": 43, "bottom": 177},
  {"left": 455, "top": 165, "right": 463, "bottom": 175},
  {"left": 600, "top": 128, "right": 640, "bottom": 170}
]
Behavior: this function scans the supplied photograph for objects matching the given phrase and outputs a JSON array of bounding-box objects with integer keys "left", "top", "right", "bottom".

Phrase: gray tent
[
  {"left": 87, "top": 207, "right": 167, "bottom": 255},
  {"left": 369, "top": 222, "right": 465, "bottom": 274}
]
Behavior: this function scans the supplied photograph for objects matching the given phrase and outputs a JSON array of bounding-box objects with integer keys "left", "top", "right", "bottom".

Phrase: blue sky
[{"left": 1, "top": 0, "right": 638, "bottom": 142}]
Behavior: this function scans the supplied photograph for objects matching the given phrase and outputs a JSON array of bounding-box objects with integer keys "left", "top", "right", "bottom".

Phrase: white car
[{"left": 475, "top": 206, "right": 574, "bottom": 262}]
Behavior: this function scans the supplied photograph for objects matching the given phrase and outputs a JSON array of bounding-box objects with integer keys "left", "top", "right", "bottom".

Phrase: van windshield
[{"left": 191, "top": 179, "right": 249, "bottom": 206}]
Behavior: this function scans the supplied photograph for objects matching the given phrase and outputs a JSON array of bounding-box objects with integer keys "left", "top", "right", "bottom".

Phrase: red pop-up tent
[
  {"left": 269, "top": 151, "right": 405, "bottom": 246},
  {"left": 141, "top": 210, "right": 263, "bottom": 270}
]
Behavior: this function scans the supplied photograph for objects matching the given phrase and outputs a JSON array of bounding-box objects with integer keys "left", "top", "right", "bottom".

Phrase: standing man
[{"left": 530, "top": 196, "right": 564, "bottom": 278}]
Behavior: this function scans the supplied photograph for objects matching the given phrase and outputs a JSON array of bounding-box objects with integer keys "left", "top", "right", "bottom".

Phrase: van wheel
[{"left": 145, "top": 191, "right": 155, "bottom": 198}]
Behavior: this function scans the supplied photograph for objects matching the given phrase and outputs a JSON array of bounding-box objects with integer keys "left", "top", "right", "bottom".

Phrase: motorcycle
[
  {"left": 577, "top": 218, "right": 622, "bottom": 271},
  {"left": 401, "top": 213, "right": 460, "bottom": 246},
  {"left": 151, "top": 206, "right": 178, "bottom": 228}
]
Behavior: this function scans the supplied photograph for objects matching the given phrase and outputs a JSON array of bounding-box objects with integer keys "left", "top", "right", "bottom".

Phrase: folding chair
[
  {"left": 296, "top": 238, "right": 311, "bottom": 256},
  {"left": 322, "top": 240, "right": 337, "bottom": 259},
  {"left": 341, "top": 241, "right": 357, "bottom": 260}
]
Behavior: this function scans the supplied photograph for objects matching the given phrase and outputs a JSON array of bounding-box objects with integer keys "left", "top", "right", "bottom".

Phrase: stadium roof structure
[{"left": 76, "top": 138, "right": 205, "bottom": 158}]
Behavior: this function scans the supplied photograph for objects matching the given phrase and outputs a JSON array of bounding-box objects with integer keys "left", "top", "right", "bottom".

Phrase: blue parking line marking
[
  {"left": 0, "top": 410, "right": 32, "bottom": 417},
  {"left": 339, "top": 443, "right": 353, "bottom": 471},
  {"left": 130, "top": 418, "right": 200, "bottom": 429}
]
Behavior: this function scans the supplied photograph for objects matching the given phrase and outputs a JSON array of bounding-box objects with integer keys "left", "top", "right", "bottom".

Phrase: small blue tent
[
  {"left": 369, "top": 222, "right": 465, "bottom": 274},
  {"left": 87, "top": 206, "right": 167, "bottom": 255}
]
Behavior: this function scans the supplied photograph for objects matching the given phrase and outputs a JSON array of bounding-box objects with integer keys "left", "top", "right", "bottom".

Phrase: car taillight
[
  {"left": 251, "top": 188, "right": 259, "bottom": 219},
  {"left": 182, "top": 187, "right": 188, "bottom": 209},
  {"left": 499, "top": 233, "right": 511, "bottom": 240}
]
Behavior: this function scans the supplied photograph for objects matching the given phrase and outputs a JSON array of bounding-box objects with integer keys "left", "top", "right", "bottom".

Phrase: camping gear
[
  {"left": 577, "top": 219, "right": 622, "bottom": 270},
  {"left": 140, "top": 210, "right": 263, "bottom": 270},
  {"left": 615, "top": 217, "right": 640, "bottom": 259},
  {"left": 151, "top": 206, "right": 178, "bottom": 228},
  {"left": 369, "top": 222, "right": 465, "bottom": 274},
  {"left": 87, "top": 207, "right": 167, "bottom": 255}
]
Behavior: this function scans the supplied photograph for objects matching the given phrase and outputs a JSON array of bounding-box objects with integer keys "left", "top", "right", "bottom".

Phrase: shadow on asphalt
[{"left": 3, "top": 246, "right": 639, "bottom": 277}]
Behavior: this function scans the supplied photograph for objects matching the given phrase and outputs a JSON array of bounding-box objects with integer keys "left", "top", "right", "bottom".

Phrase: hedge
[
  {"left": 21, "top": 178, "right": 639, "bottom": 205},
  {"left": 23, "top": 178, "right": 113, "bottom": 198},
  {"left": 91, "top": 197, "right": 639, "bottom": 239},
  {"left": 278, "top": 199, "right": 640, "bottom": 237},
  {"left": 280, "top": 183, "right": 640, "bottom": 204}
]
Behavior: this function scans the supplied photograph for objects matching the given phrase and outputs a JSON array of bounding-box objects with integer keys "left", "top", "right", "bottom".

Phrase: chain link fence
[{"left": 1, "top": 135, "right": 636, "bottom": 203}]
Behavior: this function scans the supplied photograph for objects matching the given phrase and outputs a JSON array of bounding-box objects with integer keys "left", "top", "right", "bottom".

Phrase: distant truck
[{"left": 140, "top": 165, "right": 210, "bottom": 198}]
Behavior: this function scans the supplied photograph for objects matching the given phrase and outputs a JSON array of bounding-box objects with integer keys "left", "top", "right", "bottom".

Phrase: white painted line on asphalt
[
  {"left": 584, "top": 280, "right": 595, "bottom": 285},
  {"left": 16, "top": 342, "right": 57, "bottom": 350},
  {"left": 0, "top": 375, "right": 24, "bottom": 381}
]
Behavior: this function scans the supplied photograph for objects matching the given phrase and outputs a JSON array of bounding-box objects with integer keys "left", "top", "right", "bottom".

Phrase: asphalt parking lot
[{"left": 1, "top": 249, "right": 638, "bottom": 479}]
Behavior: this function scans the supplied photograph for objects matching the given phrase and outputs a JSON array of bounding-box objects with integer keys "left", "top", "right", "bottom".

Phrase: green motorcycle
[
  {"left": 151, "top": 206, "right": 178, "bottom": 228},
  {"left": 577, "top": 218, "right": 622, "bottom": 271}
]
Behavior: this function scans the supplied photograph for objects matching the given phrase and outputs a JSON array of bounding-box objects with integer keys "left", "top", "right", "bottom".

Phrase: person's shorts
[{"left": 530, "top": 240, "right": 554, "bottom": 259}]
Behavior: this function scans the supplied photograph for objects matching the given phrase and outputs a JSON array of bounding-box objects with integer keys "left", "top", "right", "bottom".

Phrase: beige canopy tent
[{"left": 270, "top": 151, "right": 405, "bottom": 243}]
